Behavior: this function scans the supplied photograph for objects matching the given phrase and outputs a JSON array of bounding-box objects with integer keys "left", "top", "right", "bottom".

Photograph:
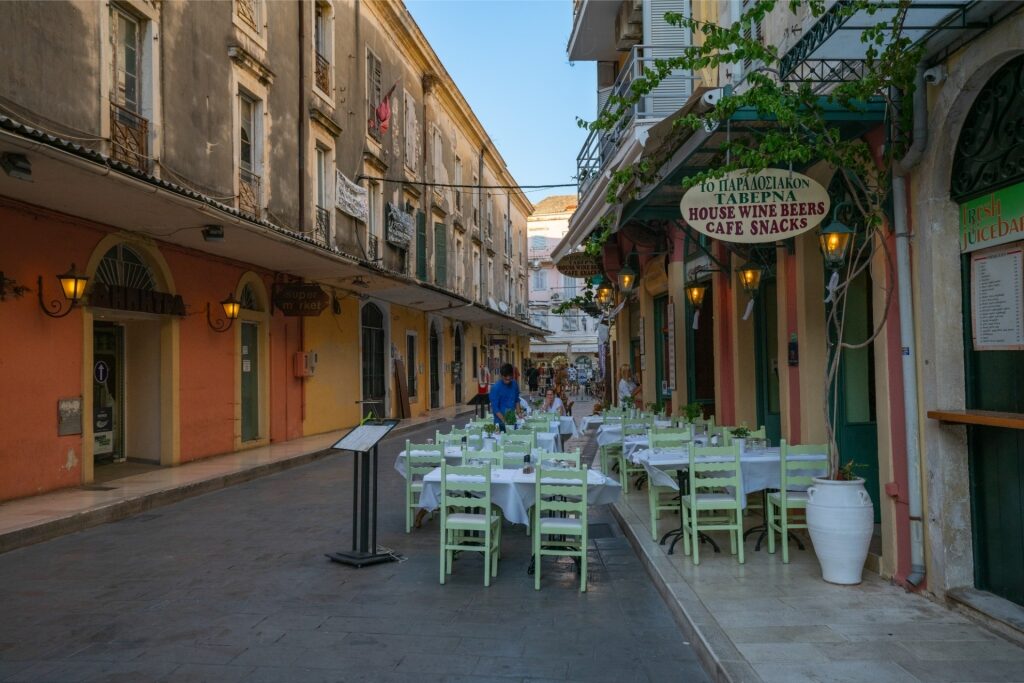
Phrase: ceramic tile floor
[{"left": 609, "top": 478, "right": 1024, "bottom": 682}]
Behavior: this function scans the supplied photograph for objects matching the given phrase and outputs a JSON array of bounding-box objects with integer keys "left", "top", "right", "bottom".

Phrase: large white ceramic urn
[{"left": 805, "top": 477, "right": 874, "bottom": 585}]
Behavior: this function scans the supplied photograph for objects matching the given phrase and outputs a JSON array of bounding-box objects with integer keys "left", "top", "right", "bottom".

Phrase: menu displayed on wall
[{"left": 971, "top": 245, "right": 1024, "bottom": 350}]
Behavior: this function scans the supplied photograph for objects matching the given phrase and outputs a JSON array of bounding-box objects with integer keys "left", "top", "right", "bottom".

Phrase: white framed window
[
  {"left": 404, "top": 90, "right": 418, "bottom": 171},
  {"left": 237, "top": 91, "right": 264, "bottom": 217},
  {"left": 366, "top": 49, "right": 382, "bottom": 140},
  {"left": 455, "top": 236, "right": 465, "bottom": 293},
  {"left": 366, "top": 180, "right": 382, "bottom": 259},
  {"left": 487, "top": 257, "right": 494, "bottom": 297},
  {"left": 234, "top": 0, "right": 266, "bottom": 45},
  {"left": 472, "top": 245, "right": 481, "bottom": 301},
  {"left": 431, "top": 125, "right": 443, "bottom": 180},
  {"left": 532, "top": 269, "right": 546, "bottom": 290},
  {"left": 108, "top": 4, "right": 157, "bottom": 170},
  {"left": 313, "top": 2, "right": 333, "bottom": 98},
  {"left": 454, "top": 157, "right": 462, "bottom": 211},
  {"left": 564, "top": 275, "right": 577, "bottom": 297},
  {"left": 472, "top": 172, "right": 480, "bottom": 226}
]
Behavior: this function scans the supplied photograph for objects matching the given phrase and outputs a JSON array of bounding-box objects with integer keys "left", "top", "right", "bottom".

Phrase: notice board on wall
[{"left": 971, "top": 244, "right": 1024, "bottom": 350}]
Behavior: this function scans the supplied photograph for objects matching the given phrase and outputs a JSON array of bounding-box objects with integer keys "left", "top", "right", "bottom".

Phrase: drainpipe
[
  {"left": 893, "top": 64, "right": 928, "bottom": 588},
  {"left": 297, "top": 0, "right": 306, "bottom": 232}
]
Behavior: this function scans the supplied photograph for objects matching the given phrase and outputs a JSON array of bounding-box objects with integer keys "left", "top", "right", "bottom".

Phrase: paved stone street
[{"left": 0, "top": 417, "right": 708, "bottom": 683}]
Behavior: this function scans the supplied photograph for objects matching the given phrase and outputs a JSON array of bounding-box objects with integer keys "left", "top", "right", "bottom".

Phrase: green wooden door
[
  {"left": 653, "top": 295, "right": 671, "bottom": 406},
  {"left": 686, "top": 283, "right": 716, "bottom": 418},
  {"left": 433, "top": 223, "right": 447, "bottom": 286},
  {"left": 416, "top": 211, "right": 427, "bottom": 280},
  {"left": 241, "top": 321, "right": 259, "bottom": 442},
  {"left": 753, "top": 279, "right": 782, "bottom": 445},
  {"left": 962, "top": 257, "right": 1024, "bottom": 606},
  {"left": 829, "top": 269, "right": 880, "bottom": 522}
]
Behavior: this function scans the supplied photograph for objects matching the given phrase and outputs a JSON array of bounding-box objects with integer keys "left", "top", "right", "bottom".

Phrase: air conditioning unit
[
  {"left": 294, "top": 351, "right": 318, "bottom": 377},
  {"left": 551, "top": 292, "right": 561, "bottom": 301},
  {"left": 615, "top": 0, "right": 643, "bottom": 50},
  {"left": 530, "top": 259, "right": 541, "bottom": 269}
]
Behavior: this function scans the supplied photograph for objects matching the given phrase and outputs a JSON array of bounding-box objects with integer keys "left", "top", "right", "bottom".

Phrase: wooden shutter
[
  {"left": 434, "top": 223, "right": 447, "bottom": 285},
  {"left": 416, "top": 210, "right": 427, "bottom": 279},
  {"left": 644, "top": 0, "right": 691, "bottom": 117},
  {"left": 367, "top": 51, "right": 381, "bottom": 135},
  {"left": 741, "top": 0, "right": 763, "bottom": 73}
]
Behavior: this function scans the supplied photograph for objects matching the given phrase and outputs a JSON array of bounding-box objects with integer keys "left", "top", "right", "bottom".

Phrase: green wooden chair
[
  {"left": 599, "top": 414, "right": 624, "bottom": 474},
  {"left": 645, "top": 428, "right": 691, "bottom": 541},
  {"left": 533, "top": 465, "right": 589, "bottom": 592},
  {"left": 404, "top": 440, "right": 444, "bottom": 533},
  {"left": 462, "top": 448, "right": 502, "bottom": 468},
  {"left": 618, "top": 418, "right": 651, "bottom": 490},
  {"left": 681, "top": 443, "right": 745, "bottom": 565},
  {"left": 464, "top": 425, "right": 485, "bottom": 450},
  {"left": 525, "top": 417, "right": 552, "bottom": 433},
  {"left": 439, "top": 462, "right": 502, "bottom": 586},
  {"left": 767, "top": 440, "right": 830, "bottom": 563},
  {"left": 436, "top": 428, "right": 469, "bottom": 448},
  {"left": 500, "top": 431, "right": 535, "bottom": 450}
]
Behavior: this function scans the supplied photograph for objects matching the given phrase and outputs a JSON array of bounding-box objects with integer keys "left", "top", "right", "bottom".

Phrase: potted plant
[
  {"left": 503, "top": 408, "right": 517, "bottom": 430},
  {"left": 729, "top": 425, "right": 750, "bottom": 453},
  {"left": 483, "top": 422, "right": 497, "bottom": 438},
  {"left": 806, "top": 460, "right": 873, "bottom": 585},
  {"left": 681, "top": 402, "right": 703, "bottom": 423}
]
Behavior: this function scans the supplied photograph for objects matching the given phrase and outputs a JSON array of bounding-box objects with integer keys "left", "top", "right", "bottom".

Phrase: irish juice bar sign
[
  {"left": 959, "top": 181, "right": 1024, "bottom": 253},
  {"left": 679, "top": 169, "right": 830, "bottom": 243}
]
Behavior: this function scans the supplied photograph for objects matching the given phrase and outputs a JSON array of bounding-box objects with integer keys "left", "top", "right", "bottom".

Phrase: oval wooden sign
[
  {"left": 679, "top": 169, "right": 830, "bottom": 243},
  {"left": 555, "top": 252, "right": 602, "bottom": 278}
]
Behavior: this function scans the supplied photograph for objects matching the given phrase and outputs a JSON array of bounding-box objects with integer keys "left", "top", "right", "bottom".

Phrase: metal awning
[
  {"left": 616, "top": 97, "right": 887, "bottom": 226},
  {"left": 780, "top": 1, "right": 1023, "bottom": 81}
]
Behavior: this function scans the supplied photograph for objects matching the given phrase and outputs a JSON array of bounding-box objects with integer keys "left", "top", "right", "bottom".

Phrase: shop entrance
[
  {"left": 93, "top": 322, "right": 124, "bottom": 464},
  {"left": 429, "top": 322, "right": 440, "bottom": 409},
  {"left": 453, "top": 327, "right": 463, "bottom": 404},
  {"left": 360, "top": 304, "right": 386, "bottom": 418},
  {"left": 953, "top": 54, "right": 1024, "bottom": 607},
  {"left": 240, "top": 321, "right": 259, "bottom": 442},
  {"left": 686, "top": 282, "right": 716, "bottom": 419},
  {"left": 754, "top": 279, "right": 782, "bottom": 445},
  {"left": 653, "top": 294, "right": 672, "bottom": 412}
]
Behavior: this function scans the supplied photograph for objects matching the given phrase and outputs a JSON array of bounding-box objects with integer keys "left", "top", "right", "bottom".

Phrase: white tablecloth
[
  {"left": 631, "top": 446, "right": 827, "bottom": 496},
  {"left": 418, "top": 467, "right": 622, "bottom": 525},
  {"left": 395, "top": 443, "right": 553, "bottom": 478},
  {"left": 580, "top": 415, "right": 603, "bottom": 431}
]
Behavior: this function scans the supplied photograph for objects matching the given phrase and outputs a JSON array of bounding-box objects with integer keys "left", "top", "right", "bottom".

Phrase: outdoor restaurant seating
[
  {"left": 462, "top": 448, "right": 502, "bottom": 467},
  {"left": 533, "top": 465, "right": 589, "bottom": 592},
  {"left": 500, "top": 430, "right": 535, "bottom": 449},
  {"left": 436, "top": 428, "right": 468, "bottom": 447},
  {"left": 404, "top": 440, "right": 444, "bottom": 533},
  {"left": 681, "top": 443, "right": 745, "bottom": 565},
  {"left": 646, "top": 428, "right": 691, "bottom": 541},
  {"left": 619, "top": 418, "right": 652, "bottom": 490},
  {"left": 767, "top": 439, "right": 830, "bottom": 563},
  {"left": 439, "top": 462, "right": 502, "bottom": 586}
]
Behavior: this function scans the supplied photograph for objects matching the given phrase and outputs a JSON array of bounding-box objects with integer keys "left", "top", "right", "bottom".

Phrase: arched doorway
[
  {"left": 951, "top": 53, "right": 1024, "bottom": 607},
  {"left": 236, "top": 277, "right": 269, "bottom": 445},
  {"left": 84, "top": 238, "right": 179, "bottom": 479},
  {"left": 453, "top": 326, "right": 463, "bottom": 404},
  {"left": 429, "top": 321, "right": 441, "bottom": 409},
  {"left": 361, "top": 303, "right": 386, "bottom": 418}
]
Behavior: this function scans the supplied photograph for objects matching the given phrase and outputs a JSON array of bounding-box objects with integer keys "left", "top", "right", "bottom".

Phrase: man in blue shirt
[{"left": 489, "top": 363, "right": 520, "bottom": 432}]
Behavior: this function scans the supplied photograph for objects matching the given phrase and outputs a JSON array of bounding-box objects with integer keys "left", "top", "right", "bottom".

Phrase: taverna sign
[{"left": 680, "top": 169, "right": 830, "bottom": 243}]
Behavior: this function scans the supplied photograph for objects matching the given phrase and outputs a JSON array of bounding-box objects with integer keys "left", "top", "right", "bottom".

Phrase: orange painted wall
[
  {"left": 0, "top": 201, "right": 104, "bottom": 500},
  {"left": 0, "top": 200, "right": 303, "bottom": 500}
]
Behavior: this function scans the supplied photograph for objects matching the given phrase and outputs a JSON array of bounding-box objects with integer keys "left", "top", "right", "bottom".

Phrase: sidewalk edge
[
  {"left": 608, "top": 500, "right": 765, "bottom": 683},
  {"left": 0, "top": 410, "right": 470, "bottom": 555}
]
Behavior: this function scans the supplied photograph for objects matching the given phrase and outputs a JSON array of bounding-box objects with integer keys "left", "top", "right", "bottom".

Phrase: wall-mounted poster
[{"left": 971, "top": 245, "right": 1024, "bottom": 350}]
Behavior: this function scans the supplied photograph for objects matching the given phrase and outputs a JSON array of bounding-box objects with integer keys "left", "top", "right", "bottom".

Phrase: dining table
[{"left": 417, "top": 466, "right": 622, "bottom": 525}]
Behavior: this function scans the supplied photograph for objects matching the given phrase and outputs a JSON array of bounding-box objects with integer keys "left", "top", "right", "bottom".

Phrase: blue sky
[{"left": 406, "top": 0, "right": 595, "bottom": 196}]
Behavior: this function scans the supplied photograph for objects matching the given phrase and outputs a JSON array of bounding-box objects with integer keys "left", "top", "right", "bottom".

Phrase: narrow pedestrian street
[{"left": 0, "top": 406, "right": 707, "bottom": 683}]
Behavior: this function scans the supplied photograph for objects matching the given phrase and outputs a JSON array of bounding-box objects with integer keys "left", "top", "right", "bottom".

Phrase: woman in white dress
[{"left": 617, "top": 364, "right": 641, "bottom": 408}]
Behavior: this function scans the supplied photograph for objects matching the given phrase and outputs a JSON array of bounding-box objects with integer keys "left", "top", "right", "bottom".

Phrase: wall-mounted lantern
[
  {"left": 38, "top": 264, "right": 89, "bottom": 318},
  {"left": 818, "top": 202, "right": 856, "bottom": 271},
  {"left": 737, "top": 262, "right": 763, "bottom": 295},
  {"left": 207, "top": 293, "right": 241, "bottom": 332}
]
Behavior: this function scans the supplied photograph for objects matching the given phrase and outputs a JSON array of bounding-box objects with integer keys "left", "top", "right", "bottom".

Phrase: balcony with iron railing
[
  {"left": 576, "top": 44, "right": 694, "bottom": 198},
  {"left": 314, "top": 205, "right": 331, "bottom": 246},
  {"left": 110, "top": 102, "right": 149, "bottom": 171},
  {"left": 238, "top": 168, "right": 261, "bottom": 218},
  {"left": 315, "top": 53, "right": 330, "bottom": 93}
]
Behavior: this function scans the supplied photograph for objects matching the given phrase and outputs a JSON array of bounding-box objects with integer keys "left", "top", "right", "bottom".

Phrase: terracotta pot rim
[{"left": 811, "top": 476, "right": 866, "bottom": 485}]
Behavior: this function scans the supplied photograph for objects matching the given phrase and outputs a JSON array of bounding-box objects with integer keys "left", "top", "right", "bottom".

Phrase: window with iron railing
[
  {"left": 315, "top": 206, "right": 330, "bottom": 245},
  {"left": 109, "top": 7, "right": 149, "bottom": 170},
  {"left": 368, "top": 234, "right": 379, "bottom": 261},
  {"left": 238, "top": 93, "right": 262, "bottom": 217},
  {"left": 314, "top": 4, "right": 331, "bottom": 94}
]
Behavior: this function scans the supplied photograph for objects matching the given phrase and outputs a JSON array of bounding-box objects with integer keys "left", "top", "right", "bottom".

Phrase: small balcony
[
  {"left": 238, "top": 168, "right": 262, "bottom": 218},
  {"left": 109, "top": 102, "right": 149, "bottom": 171},
  {"left": 314, "top": 205, "right": 331, "bottom": 246},
  {"left": 576, "top": 44, "right": 693, "bottom": 198},
  {"left": 315, "top": 52, "right": 330, "bottom": 94}
]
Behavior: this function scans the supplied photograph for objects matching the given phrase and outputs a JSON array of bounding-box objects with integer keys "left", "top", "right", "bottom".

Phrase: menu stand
[{"left": 326, "top": 419, "right": 401, "bottom": 568}]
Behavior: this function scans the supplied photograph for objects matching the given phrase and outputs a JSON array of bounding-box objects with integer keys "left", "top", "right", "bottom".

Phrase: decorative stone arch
[
  {"left": 911, "top": 18, "right": 1024, "bottom": 596},
  {"left": 233, "top": 272, "right": 271, "bottom": 449},
  {"left": 79, "top": 233, "right": 181, "bottom": 483}
]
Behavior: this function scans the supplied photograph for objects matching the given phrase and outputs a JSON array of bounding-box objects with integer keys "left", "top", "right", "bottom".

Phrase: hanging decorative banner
[
  {"left": 335, "top": 171, "right": 368, "bottom": 222},
  {"left": 385, "top": 202, "right": 413, "bottom": 248},
  {"left": 680, "top": 169, "right": 830, "bottom": 243}
]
